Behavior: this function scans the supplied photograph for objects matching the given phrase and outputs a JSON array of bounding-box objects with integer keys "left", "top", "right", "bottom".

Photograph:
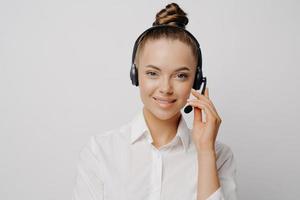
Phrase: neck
[{"left": 142, "top": 106, "right": 181, "bottom": 148}]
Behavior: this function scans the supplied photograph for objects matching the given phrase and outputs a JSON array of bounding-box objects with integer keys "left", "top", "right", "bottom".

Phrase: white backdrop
[{"left": 0, "top": 0, "right": 299, "bottom": 199}]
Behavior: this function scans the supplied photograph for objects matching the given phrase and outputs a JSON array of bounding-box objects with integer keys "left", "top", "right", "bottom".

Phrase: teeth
[
  {"left": 159, "top": 100, "right": 170, "bottom": 103},
  {"left": 155, "top": 98, "right": 174, "bottom": 103}
]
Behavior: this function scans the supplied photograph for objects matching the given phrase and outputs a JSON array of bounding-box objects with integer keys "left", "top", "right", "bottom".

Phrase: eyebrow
[{"left": 144, "top": 65, "right": 191, "bottom": 72}]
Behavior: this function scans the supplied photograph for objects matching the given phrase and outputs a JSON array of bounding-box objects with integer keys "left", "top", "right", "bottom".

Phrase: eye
[
  {"left": 146, "top": 71, "right": 158, "bottom": 77},
  {"left": 176, "top": 73, "right": 188, "bottom": 80}
]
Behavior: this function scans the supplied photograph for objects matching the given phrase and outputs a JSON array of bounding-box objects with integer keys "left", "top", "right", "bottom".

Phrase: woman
[{"left": 72, "top": 3, "right": 238, "bottom": 200}]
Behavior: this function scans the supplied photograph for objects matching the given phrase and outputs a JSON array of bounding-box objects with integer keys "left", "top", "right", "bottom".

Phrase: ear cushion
[
  {"left": 192, "top": 66, "right": 203, "bottom": 90},
  {"left": 130, "top": 64, "right": 139, "bottom": 86}
]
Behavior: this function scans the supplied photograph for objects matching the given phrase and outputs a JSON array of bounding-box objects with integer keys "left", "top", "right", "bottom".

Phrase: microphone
[
  {"left": 183, "top": 77, "right": 207, "bottom": 114},
  {"left": 184, "top": 105, "right": 193, "bottom": 113}
]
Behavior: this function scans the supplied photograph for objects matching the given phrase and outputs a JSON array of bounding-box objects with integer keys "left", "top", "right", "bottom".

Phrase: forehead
[{"left": 138, "top": 38, "right": 196, "bottom": 71}]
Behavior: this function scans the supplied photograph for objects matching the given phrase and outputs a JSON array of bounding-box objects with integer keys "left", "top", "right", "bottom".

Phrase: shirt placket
[{"left": 149, "top": 146, "right": 162, "bottom": 200}]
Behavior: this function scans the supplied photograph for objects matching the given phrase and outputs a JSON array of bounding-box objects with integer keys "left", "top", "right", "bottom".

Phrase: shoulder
[
  {"left": 215, "top": 141, "right": 234, "bottom": 158},
  {"left": 84, "top": 122, "right": 131, "bottom": 156},
  {"left": 214, "top": 141, "right": 237, "bottom": 172},
  {"left": 95, "top": 122, "right": 131, "bottom": 143}
]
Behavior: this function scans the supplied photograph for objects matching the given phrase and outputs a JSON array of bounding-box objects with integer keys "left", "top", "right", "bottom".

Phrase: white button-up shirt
[{"left": 72, "top": 109, "right": 238, "bottom": 200}]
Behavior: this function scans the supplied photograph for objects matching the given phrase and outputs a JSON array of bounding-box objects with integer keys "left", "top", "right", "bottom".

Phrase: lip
[
  {"left": 153, "top": 97, "right": 176, "bottom": 108},
  {"left": 153, "top": 97, "right": 176, "bottom": 103}
]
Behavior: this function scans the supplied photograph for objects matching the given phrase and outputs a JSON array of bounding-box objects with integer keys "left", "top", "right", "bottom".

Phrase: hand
[{"left": 187, "top": 88, "right": 222, "bottom": 152}]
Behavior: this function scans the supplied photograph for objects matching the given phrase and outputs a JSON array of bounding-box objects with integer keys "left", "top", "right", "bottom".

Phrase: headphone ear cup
[
  {"left": 193, "top": 66, "right": 203, "bottom": 90},
  {"left": 130, "top": 64, "right": 139, "bottom": 86}
]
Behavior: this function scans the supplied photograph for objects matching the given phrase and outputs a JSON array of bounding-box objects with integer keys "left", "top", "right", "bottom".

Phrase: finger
[
  {"left": 205, "top": 87, "right": 209, "bottom": 99},
  {"left": 191, "top": 88, "right": 201, "bottom": 99},
  {"left": 191, "top": 88, "right": 209, "bottom": 101},
  {"left": 193, "top": 103, "right": 203, "bottom": 125},
  {"left": 187, "top": 99, "right": 219, "bottom": 122},
  {"left": 191, "top": 89, "right": 222, "bottom": 122},
  {"left": 188, "top": 101, "right": 218, "bottom": 125},
  {"left": 187, "top": 101, "right": 212, "bottom": 123},
  {"left": 187, "top": 101, "right": 205, "bottom": 124},
  {"left": 191, "top": 89, "right": 218, "bottom": 114}
]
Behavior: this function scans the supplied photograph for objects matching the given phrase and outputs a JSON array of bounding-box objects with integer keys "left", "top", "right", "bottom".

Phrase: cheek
[
  {"left": 139, "top": 80, "right": 157, "bottom": 104},
  {"left": 140, "top": 79, "right": 155, "bottom": 94},
  {"left": 174, "top": 82, "right": 193, "bottom": 99}
]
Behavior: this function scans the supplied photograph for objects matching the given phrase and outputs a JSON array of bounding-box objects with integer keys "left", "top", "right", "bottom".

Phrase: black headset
[{"left": 130, "top": 24, "right": 206, "bottom": 92}]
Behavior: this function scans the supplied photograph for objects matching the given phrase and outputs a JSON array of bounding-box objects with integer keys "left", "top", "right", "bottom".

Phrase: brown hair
[{"left": 134, "top": 3, "right": 199, "bottom": 67}]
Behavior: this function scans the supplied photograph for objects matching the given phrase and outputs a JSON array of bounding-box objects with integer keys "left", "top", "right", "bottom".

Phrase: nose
[{"left": 159, "top": 76, "right": 173, "bottom": 95}]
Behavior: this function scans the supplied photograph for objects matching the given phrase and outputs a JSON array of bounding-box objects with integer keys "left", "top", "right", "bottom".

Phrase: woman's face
[{"left": 137, "top": 38, "right": 197, "bottom": 120}]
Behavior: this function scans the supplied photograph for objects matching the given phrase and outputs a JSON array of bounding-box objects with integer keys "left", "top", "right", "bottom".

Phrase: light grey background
[{"left": 0, "top": 0, "right": 299, "bottom": 199}]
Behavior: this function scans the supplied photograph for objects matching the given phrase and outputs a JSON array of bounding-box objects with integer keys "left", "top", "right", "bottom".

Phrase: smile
[{"left": 153, "top": 97, "right": 176, "bottom": 108}]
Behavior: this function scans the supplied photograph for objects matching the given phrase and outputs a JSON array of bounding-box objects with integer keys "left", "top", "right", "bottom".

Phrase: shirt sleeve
[
  {"left": 72, "top": 136, "right": 104, "bottom": 200},
  {"left": 206, "top": 187, "right": 224, "bottom": 200},
  {"left": 206, "top": 144, "right": 238, "bottom": 200}
]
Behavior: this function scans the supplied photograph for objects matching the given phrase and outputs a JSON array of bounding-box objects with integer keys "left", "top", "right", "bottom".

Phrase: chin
[{"left": 155, "top": 111, "right": 176, "bottom": 121}]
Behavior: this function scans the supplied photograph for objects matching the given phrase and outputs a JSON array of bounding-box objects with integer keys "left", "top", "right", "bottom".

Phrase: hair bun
[{"left": 152, "top": 3, "right": 189, "bottom": 29}]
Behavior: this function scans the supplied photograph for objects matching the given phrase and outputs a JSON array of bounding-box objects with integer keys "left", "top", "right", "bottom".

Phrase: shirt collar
[
  {"left": 130, "top": 109, "right": 150, "bottom": 144},
  {"left": 130, "top": 109, "right": 190, "bottom": 153}
]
